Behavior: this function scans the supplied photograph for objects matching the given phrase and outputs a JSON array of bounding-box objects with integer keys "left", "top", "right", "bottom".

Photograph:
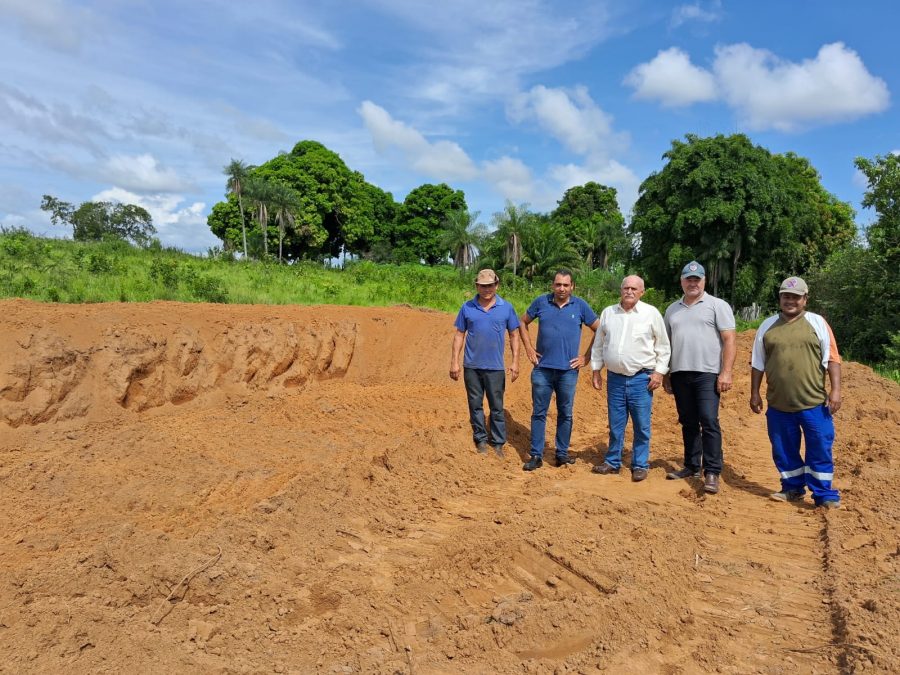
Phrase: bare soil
[{"left": 0, "top": 299, "right": 898, "bottom": 674}]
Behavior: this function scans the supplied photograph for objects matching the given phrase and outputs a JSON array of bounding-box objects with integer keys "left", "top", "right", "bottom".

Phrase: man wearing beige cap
[
  {"left": 450, "top": 269, "right": 521, "bottom": 457},
  {"left": 750, "top": 276, "right": 842, "bottom": 508}
]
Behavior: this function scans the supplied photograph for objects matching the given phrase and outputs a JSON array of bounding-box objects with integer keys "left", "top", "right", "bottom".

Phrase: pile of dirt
[{"left": 0, "top": 299, "right": 897, "bottom": 673}]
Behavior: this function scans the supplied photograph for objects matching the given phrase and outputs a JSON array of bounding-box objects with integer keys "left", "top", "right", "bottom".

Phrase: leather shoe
[
  {"left": 523, "top": 456, "right": 543, "bottom": 471},
  {"left": 555, "top": 456, "right": 576, "bottom": 467},
  {"left": 476, "top": 441, "right": 489, "bottom": 454},
  {"left": 703, "top": 472, "right": 719, "bottom": 494},
  {"left": 666, "top": 467, "right": 700, "bottom": 480},
  {"left": 631, "top": 468, "right": 649, "bottom": 482},
  {"left": 493, "top": 444, "right": 505, "bottom": 459},
  {"left": 591, "top": 463, "right": 619, "bottom": 475}
]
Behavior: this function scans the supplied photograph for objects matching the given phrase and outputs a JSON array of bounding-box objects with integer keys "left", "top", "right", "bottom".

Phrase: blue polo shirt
[
  {"left": 454, "top": 296, "right": 520, "bottom": 370},
  {"left": 526, "top": 294, "right": 598, "bottom": 370}
]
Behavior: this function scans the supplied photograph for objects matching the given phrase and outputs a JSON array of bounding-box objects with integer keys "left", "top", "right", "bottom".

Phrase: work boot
[
  {"left": 631, "top": 468, "right": 649, "bottom": 482},
  {"left": 493, "top": 444, "right": 505, "bottom": 459},
  {"left": 523, "top": 456, "right": 543, "bottom": 472},
  {"left": 591, "top": 463, "right": 619, "bottom": 475},
  {"left": 554, "top": 456, "right": 576, "bottom": 467},
  {"left": 476, "top": 441, "right": 489, "bottom": 454},
  {"left": 703, "top": 473, "right": 719, "bottom": 494}
]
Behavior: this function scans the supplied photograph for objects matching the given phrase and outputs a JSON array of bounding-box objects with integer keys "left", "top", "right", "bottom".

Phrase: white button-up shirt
[{"left": 590, "top": 300, "right": 671, "bottom": 376}]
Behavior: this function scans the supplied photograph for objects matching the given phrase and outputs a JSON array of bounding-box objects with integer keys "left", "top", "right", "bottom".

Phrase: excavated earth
[{"left": 0, "top": 299, "right": 898, "bottom": 674}]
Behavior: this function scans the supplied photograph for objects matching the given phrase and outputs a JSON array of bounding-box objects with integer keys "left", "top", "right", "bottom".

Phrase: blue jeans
[
  {"left": 463, "top": 368, "right": 507, "bottom": 445},
  {"left": 530, "top": 367, "right": 579, "bottom": 459},
  {"left": 766, "top": 404, "right": 839, "bottom": 504},
  {"left": 670, "top": 371, "right": 722, "bottom": 475},
  {"left": 604, "top": 370, "right": 653, "bottom": 470}
]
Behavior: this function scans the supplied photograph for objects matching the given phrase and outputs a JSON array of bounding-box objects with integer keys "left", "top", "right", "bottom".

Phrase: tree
[
  {"left": 519, "top": 215, "right": 579, "bottom": 283},
  {"left": 394, "top": 183, "right": 467, "bottom": 264},
  {"left": 244, "top": 177, "right": 274, "bottom": 258},
  {"left": 440, "top": 210, "right": 486, "bottom": 269},
  {"left": 630, "top": 134, "right": 854, "bottom": 307},
  {"left": 269, "top": 182, "right": 302, "bottom": 263},
  {"left": 855, "top": 152, "right": 900, "bottom": 263},
  {"left": 491, "top": 201, "right": 530, "bottom": 277},
  {"left": 41, "top": 195, "right": 155, "bottom": 246},
  {"left": 552, "top": 182, "right": 626, "bottom": 270},
  {"left": 224, "top": 159, "right": 251, "bottom": 258}
]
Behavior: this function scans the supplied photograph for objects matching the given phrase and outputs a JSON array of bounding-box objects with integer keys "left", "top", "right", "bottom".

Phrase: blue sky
[{"left": 1, "top": 0, "right": 897, "bottom": 253}]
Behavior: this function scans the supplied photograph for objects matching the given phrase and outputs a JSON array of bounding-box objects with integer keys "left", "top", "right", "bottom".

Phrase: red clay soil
[{"left": 0, "top": 299, "right": 897, "bottom": 674}]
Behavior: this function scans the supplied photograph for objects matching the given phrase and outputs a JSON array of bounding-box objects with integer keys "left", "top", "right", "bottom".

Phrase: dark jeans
[
  {"left": 529, "top": 367, "right": 579, "bottom": 459},
  {"left": 463, "top": 368, "right": 507, "bottom": 445},
  {"left": 670, "top": 371, "right": 722, "bottom": 475}
]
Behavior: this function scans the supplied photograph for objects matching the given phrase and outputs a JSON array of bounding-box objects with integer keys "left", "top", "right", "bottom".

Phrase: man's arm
[
  {"left": 571, "top": 318, "right": 600, "bottom": 369},
  {"left": 749, "top": 367, "right": 765, "bottom": 413},
  {"left": 507, "top": 328, "right": 520, "bottom": 381},
  {"left": 648, "top": 311, "right": 670, "bottom": 390},
  {"left": 518, "top": 314, "right": 540, "bottom": 366},
  {"left": 826, "top": 361, "right": 841, "bottom": 414},
  {"left": 449, "top": 330, "right": 465, "bottom": 381},
  {"left": 717, "top": 330, "right": 737, "bottom": 393}
]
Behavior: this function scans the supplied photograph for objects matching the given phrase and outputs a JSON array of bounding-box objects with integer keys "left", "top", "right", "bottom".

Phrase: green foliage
[
  {"left": 393, "top": 183, "right": 468, "bottom": 264},
  {"left": 552, "top": 182, "right": 627, "bottom": 270},
  {"left": 630, "top": 134, "right": 855, "bottom": 308},
  {"left": 808, "top": 244, "right": 899, "bottom": 365},
  {"left": 439, "top": 210, "right": 487, "bottom": 268},
  {"left": 855, "top": 152, "right": 900, "bottom": 264},
  {"left": 41, "top": 195, "right": 156, "bottom": 246}
]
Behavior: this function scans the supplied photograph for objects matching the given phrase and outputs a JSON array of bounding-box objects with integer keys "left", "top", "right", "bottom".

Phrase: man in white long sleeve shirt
[{"left": 590, "top": 275, "right": 671, "bottom": 481}]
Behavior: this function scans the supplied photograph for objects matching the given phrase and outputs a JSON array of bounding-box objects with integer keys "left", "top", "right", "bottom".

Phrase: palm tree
[
  {"left": 224, "top": 159, "right": 250, "bottom": 258},
  {"left": 519, "top": 217, "right": 579, "bottom": 284},
  {"left": 575, "top": 214, "right": 626, "bottom": 270},
  {"left": 491, "top": 201, "right": 529, "bottom": 278},
  {"left": 244, "top": 177, "right": 274, "bottom": 259},
  {"left": 270, "top": 182, "right": 301, "bottom": 263},
  {"left": 441, "top": 209, "right": 486, "bottom": 269}
]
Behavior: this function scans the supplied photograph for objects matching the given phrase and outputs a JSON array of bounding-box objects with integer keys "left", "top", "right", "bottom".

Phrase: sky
[{"left": 1, "top": 0, "right": 897, "bottom": 253}]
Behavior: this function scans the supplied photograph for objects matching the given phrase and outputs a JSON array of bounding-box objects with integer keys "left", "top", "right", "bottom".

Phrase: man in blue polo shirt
[
  {"left": 450, "top": 268, "right": 521, "bottom": 457},
  {"left": 519, "top": 269, "right": 600, "bottom": 470}
]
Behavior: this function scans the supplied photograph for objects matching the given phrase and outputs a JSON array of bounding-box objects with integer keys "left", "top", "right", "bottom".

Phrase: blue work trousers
[{"left": 766, "top": 404, "right": 839, "bottom": 504}]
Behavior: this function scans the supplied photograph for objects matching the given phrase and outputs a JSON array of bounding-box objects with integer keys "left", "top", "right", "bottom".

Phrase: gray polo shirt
[{"left": 664, "top": 292, "right": 735, "bottom": 373}]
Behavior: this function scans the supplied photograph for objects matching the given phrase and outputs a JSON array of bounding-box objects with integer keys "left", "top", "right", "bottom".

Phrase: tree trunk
[{"left": 238, "top": 195, "right": 248, "bottom": 258}]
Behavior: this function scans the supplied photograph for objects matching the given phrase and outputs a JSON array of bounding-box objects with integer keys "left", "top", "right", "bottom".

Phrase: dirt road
[{"left": 0, "top": 300, "right": 897, "bottom": 673}]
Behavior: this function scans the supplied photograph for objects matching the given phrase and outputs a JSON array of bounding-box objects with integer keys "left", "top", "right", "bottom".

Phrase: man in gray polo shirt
[{"left": 663, "top": 261, "right": 736, "bottom": 494}]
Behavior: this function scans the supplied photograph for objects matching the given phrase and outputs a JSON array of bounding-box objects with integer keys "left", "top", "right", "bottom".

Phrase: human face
[
  {"left": 779, "top": 292, "right": 807, "bottom": 320},
  {"left": 551, "top": 274, "right": 574, "bottom": 305},
  {"left": 475, "top": 282, "right": 497, "bottom": 302},
  {"left": 620, "top": 276, "right": 644, "bottom": 310},
  {"left": 681, "top": 275, "right": 705, "bottom": 304}
]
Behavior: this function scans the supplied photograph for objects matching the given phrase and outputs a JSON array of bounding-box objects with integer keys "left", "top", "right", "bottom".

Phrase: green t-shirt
[{"left": 760, "top": 316, "right": 828, "bottom": 412}]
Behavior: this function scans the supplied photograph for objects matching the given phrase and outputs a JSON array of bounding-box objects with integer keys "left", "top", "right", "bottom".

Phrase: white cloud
[
  {"left": 624, "top": 47, "right": 717, "bottom": 107},
  {"left": 670, "top": 1, "right": 722, "bottom": 29},
  {"left": 93, "top": 188, "right": 217, "bottom": 253},
  {"left": 100, "top": 154, "right": 190, "bottom": 193},
  {"left": 482, "top": 156, "right": 535, "bottom": 202},
  {"left": 713, "top": 42, "right": 890, "bottom": 132},
  {"left": 358, "top": 100, "right": 478, "bottom": 180},
  {"left": 509, "top": 85, "right": 628, "bottom": 159},
  {"left": 548, "top": 160, "right": 641, "bottom": 218}
]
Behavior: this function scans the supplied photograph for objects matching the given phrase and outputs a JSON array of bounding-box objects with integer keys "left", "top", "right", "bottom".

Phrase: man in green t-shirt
[{"left": 749, "top": 277, "right": 842, "bottom": 508}]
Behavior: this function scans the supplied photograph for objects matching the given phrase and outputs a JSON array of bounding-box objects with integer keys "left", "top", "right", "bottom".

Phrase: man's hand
[
  {"left": 717, "top": 371, "right": 733, "bottom": 394},
  {"left": 591, "top": 370, "right": 603, "bottom": 391},
  {"left": 526, "top": 349, "right": 541, "bottom": 366},
  {"left": 508, "top": 364, "right": 520, "bottom": 382},
  {"left": 749, "top": 392, "right": 763, "bottom": 414},
  {"left": 662, "top": 374, "right": 673, "bottom": 395},
  {"left": 827, "top": 390, "right": 842, "bottom": 414},
  {"left": 648, "top": 372, "right": 663, "bottom": 391},
  {"left": 569, "top": 355, "right": 587, "bottom": 369},
  {"left": 449, "top": 363, "right": 461, "bottom": 381}
]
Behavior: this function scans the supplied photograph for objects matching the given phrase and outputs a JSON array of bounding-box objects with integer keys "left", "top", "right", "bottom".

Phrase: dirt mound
[{"left": 0, "top": 299, "right": 897, "bottom": 673}]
